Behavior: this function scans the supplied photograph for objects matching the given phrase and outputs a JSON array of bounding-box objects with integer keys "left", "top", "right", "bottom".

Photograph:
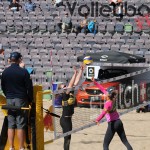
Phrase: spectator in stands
[
  {"left": 109, "top": 0, "right": 123, "bottom": 11},
  {"left": 55, "top": 22, "right": 62, "bottom": 34},
  {"left": 87, "top": 19, "right": 98, "bottom": 35},
  {"left": 1, "top": 52, "right": 33, "bottom": 150},
  {"left": 9, "top": 0, "right": 22, "bottom": 11},
  {"left": 54, "top": 0, "right": 65, "bottom": 7},
  {"left": 109, "top": 0, "right": 118, "bottom": 6},
  {"left": 24, "top": 0, "right": 36, "bottom": 12},
  {"left": 116, "top": 1, "right": 124, "bottom": 20},
  {"left": 0, "top": 44, "right": 4, "bottom": 55},
  {"left": 7, "top": 0, "right": 13, "bottom": 3},
  {"left": 80, "top": 13, "right": 89, "bottom": 33},
  {"left": 74, "top": 13, "right": 89, "bottom": 34},
  {"left": 109, "top": 0, "right": 123, "bottom": 19},
  {"left": 61, "top": 12, "right": 72, "bottom": 33},
  {"left": 7, "top": 0, "right": 19, "bottom": 3}
]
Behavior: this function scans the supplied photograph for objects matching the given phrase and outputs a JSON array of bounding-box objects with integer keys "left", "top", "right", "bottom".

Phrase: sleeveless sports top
[{"left": 61, "top": 91, "right": 75, "bottom": 116}]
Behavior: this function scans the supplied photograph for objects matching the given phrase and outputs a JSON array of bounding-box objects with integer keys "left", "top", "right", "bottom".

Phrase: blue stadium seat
[{"left": 115, "top": 22, "right": 124, "bottom": 33}]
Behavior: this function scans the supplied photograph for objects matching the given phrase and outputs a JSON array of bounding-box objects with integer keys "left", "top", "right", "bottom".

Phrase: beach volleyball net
[{"left": 52, "top": 65, "right": 150, "bottom": 140}]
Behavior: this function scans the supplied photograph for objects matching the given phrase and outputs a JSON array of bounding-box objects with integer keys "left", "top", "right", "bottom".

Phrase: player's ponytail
[{"left": 109, "top": 90, "right": 117, "bottom": 100}]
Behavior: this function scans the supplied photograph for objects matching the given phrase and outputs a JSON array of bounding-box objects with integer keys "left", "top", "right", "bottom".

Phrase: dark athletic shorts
[{"left": 7, "top": 98, "right": 28, "bottom": 129}]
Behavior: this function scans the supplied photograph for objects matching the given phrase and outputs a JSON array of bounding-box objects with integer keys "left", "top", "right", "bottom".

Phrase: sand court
[
  {"left": 0, "top": 101, "right": 150, "bottom": 150},
  {"left": 44, "top": 104, "right": 150, "bottom": 150}
]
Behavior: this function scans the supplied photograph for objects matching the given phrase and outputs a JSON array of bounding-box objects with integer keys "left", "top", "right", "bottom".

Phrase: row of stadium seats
[
  {"left": 2, "top": 42, "right": 150, "bottom": 55},
  {"left": 0, "top": 15, "right": 148, "bottom": 25},
  {"left": 0, "top": 41, "right": 149, "bottom": 58},
  {"left": 1, "top": 32, "right": 150, "bottom": 40},
  {"left": 0, "top": 11, "right": 150, "bottom": 26},
  {"left": 0, "top": 49, "right": 149, "bottom": 67},
  {"left": 0, "top": 20, "right": 150, "bottom": 34},
  {"left": 1, "top": 32, "right": 150, "bottom": 47},
  {"left": 5, "top": 37, "right": 150, "bottom": 45}
]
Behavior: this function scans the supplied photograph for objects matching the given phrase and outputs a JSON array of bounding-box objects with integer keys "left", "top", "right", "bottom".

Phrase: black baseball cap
[{"left": 10, "top": 52, "right": 22, "bottom": 61}]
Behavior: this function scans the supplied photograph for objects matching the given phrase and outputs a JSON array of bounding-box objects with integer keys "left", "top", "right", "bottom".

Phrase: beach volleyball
[{"left": 83, "top": 56, "right": 93, "bottom": 65}]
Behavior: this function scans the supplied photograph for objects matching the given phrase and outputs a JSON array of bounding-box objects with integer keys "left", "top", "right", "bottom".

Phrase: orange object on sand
[{"left": 43, "top": 105, "right": 54, "bottom": 131}]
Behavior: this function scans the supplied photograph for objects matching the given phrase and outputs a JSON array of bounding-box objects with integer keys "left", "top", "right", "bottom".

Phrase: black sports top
[{"left": 61, "top": 91, "right": 75, "bottom": 116}]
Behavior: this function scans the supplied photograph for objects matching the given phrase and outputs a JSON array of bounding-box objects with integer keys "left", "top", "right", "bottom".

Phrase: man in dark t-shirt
[
  {"left": 1, "top": 52, "right": 33, "bottom": 150},
  {"left": 9, "top": 0, "right": 22, "bottom": 11},
  {"left": 59, "top": 64, "right": 85, "bottom": 150}
]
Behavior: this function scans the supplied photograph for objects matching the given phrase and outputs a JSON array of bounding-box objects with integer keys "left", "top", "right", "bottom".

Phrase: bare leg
[
  {"left": 17, "top": 129, "right": 25, "bottom": 149},
  {"left": 8, "top": 129, "right": 15, "bottom": 148}
]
